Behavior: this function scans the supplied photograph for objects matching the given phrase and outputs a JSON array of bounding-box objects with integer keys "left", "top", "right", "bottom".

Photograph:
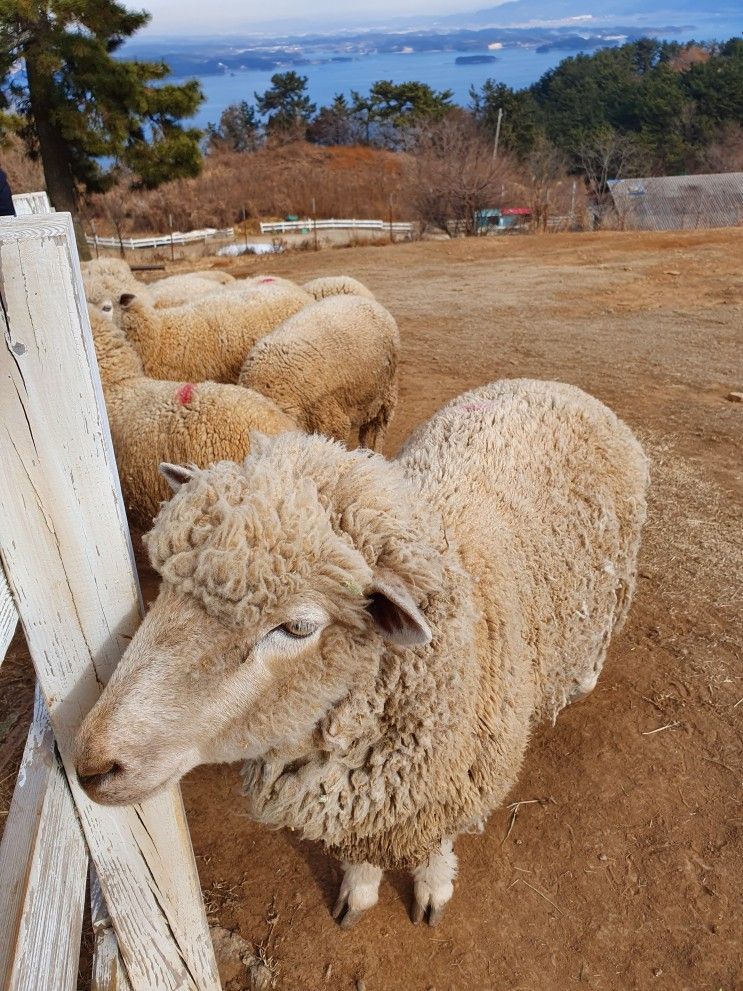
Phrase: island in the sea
[{"left": 455, "top": 54, "right": 498, "bottom": 65}]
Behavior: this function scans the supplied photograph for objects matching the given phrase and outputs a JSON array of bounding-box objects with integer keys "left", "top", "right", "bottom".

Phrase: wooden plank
[
  {"left": 0, "top": 564, "right": 17, "bottom": 667},
  {"left": 0, "top": 688, "right": 88, "bottom": 991},
  {"left": 0, "top": 213, "right": 220, "bottom": 991},
  {"left": 91, "top": 869, "right": 133, "bottom": 991}
]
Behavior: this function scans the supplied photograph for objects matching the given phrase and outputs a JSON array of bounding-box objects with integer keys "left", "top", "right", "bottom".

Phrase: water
[
  {"left": 187, "top": 48, "right": 568, "bottom": 128},
  {"left": 165, "top": 16, "right": 741, "bottom": 129}
]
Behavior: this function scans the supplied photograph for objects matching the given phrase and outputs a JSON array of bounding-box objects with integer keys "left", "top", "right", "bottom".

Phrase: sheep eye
[{"left": 279, "top": 620, "right": 318, "bottom": 639}]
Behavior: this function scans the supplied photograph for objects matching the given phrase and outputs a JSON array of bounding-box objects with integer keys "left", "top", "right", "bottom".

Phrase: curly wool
[
  {"left": 119, "top": 282, "right": 312, "bottom": 383},
  {"left": 89, "top": 307, "right": 297, "bottom": 521},
  {"left": 238, "top": 295, "right": 399, "bottom": 450},
  {"left": 302, "top": 276, "right": 376, "bottom": 301},
  {"left": 145, "top": 385, "right": 647, "bottom": 869}
]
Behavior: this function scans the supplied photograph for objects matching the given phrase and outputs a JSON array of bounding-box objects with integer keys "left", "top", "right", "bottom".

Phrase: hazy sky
[{"left": 129, "top": 0, "right": 502, "bottom": 35}]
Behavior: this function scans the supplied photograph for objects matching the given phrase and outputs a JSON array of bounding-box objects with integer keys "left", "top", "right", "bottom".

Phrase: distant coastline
[{"left": 120, "top": 8, "right": 741, "bottom": 129}]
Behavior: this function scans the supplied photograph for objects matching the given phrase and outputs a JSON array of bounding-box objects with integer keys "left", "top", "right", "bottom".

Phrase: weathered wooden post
[{"left": 0, "top": 213, "right": 220, "bottom": 990}]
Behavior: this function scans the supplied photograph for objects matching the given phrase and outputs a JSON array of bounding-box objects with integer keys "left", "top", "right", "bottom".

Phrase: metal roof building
[{"left": 608, "top": 172, "right": 743, "bottom": 230}]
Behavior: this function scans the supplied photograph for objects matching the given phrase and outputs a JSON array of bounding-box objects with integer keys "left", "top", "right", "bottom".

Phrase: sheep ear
[
  {"left": 366, "top": 570, "right": 432, "bottom": 647},
  {"left": 119, "top": 292, "right": 136, "bottom": 308},
  {"left": 159, "top": 463, "right": 195, "bottom": 492}
]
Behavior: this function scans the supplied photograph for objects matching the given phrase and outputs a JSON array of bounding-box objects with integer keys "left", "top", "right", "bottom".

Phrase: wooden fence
[
  {"left": 11, "top": 191, "right": 54, "bottom": 216},
  {"left": 0, "top": 213, "right": 221, "bottom": 990},
  {"left": 87, "top": 227, "right": 235, "bottom": 251},
  {"left": 260, "top": 217, "right": 414, "bottom": 235}
]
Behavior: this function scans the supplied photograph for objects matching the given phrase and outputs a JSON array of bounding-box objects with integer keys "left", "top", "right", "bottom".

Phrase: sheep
[
  {"left": 87, "top": 305, "right": 296, "bottom": 521},
  {"left": 148, "top": 271, "right": 237, "bottom": 308},
  {"left": 75, "top": 378, "right": 648, "bottom": 929},
  {"left": 238, "top": 295, "right": 399, "bottom": 451},
  {"left": 82, "top": 258, "right": 236, "bottom": 313},
  {"left": 118, "top": 281, "right": 312, "bottom": 382},
  {"left": 82, "top": 257, "right": 141, "bottom": 318},
  {"left": 302, "top": 276, "right": 375, "bottom": 301}
]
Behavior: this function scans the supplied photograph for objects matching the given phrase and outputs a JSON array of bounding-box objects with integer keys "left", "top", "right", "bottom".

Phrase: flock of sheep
[
  {"left": 83, "top": 258, "right": 399, "bottom": 519},
  {"left": 76, "top": 257, "right": 649, "bottom": 930}
]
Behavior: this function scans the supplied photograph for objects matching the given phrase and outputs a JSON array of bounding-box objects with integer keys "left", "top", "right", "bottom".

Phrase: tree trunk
[{"left": 25, "top": 47, "right": 91, "bottom": 260}]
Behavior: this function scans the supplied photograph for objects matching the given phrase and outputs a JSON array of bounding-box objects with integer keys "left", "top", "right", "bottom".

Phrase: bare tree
[
  {"left": 405, "top": 111, "right": 509, "bottom": 237},
  {"left": 525, "top": 136, "right": 567, "bottom": 232},
  {"left": 703, "top": 123, "right": 743, "bottom": 173},
  {"left": 578, "top": 128, "right": 646, "bottom": 228}
]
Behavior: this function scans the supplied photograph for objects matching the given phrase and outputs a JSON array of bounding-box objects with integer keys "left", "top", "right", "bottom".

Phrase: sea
[{"left": 166, "top": 16, "right": 741, "bottom": 130}]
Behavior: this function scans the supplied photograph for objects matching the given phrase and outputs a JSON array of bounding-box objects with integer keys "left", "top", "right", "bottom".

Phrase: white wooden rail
[
  {"left": 260, "top": 217, "right": 414, "bottom": 234},
  {"left": 12, "top": 191, "right": 54, "bottom": 216},
  {"left": 0, "top": 688, "right": 88, "bottom": 991},
  {"left": 87, "top": 227, "right": 234, "bottom": 250},
  {"left": 0, "top": 565, "right": 16, "bottom": 666},
  {"left": 0, "top": 213, "right": 220, "bottom": 989}
]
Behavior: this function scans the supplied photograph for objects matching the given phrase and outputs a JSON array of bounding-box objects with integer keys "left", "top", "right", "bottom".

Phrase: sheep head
[{"left": 75, "top": 434, "right": 440, "bottom": 807}]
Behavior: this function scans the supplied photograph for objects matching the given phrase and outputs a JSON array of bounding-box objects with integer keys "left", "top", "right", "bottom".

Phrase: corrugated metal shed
[{"left": 608, "top": 172, "right": 743, "bottom": 230}]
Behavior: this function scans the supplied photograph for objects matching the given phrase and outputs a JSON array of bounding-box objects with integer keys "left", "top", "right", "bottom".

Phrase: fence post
[
  {"left": 0, "top": 687, "right": 88, "bottom": 991},
  {"left": 0, "top": 213, "right": 220, "bottom": 991}
]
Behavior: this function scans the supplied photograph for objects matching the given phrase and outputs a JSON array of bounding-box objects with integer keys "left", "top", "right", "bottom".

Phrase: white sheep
[
  {"left": 82, "top": 258, "right": 236, "bottom": 313},
  {"left": 148, "top": 270, "right": 236, "bottom": 308},
  {"left": 238, "top": 295, "right": 399, "bottom": 450},
  {"left": 118, "top": 281, "right": 311, "bottom": 382},
  {"left": 82, "top": 257, "right": 141, "bottom": 318},
  {"left": 75, "top": 379, "right": 648, "bottom": 928},
  {"left": 87, "top": 306, "right": 296, "bottom": 521}
]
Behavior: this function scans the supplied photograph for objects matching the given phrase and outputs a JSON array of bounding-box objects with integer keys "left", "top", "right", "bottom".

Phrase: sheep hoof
[
  {"left": 411, "top": 892, "right": 446, "bottom": 927},
  {"left": 332, "top": 861, "right": 382, "bottom": 929},
  {"left": 332, "top": 898, "right": 366, "bottom": 929},
  {"left": 411, "top": 838, "right": 457, "bottom": 926}
]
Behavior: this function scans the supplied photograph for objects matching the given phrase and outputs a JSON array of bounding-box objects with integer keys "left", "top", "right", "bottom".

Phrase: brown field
[{"left": 1, "top": 228, "right": 742, "bottom": 990}]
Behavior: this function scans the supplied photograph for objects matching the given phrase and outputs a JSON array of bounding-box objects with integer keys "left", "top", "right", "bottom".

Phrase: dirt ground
[{"left": 1, "top": 229, "right": 741, "bottom": 990}]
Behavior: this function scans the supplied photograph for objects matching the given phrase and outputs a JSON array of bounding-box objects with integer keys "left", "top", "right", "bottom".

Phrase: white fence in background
[
  {"left": 87, "top": 226, "right": 235, "bottom": 251},
  {"left": 12, "top": 191, "right": 53, "bottom": 215},
  {"left": 0, "top": 212, "right": 220, "bottom": 990},
  {"left": 260, "top": 217, "right": 414, "bottom": 235}
]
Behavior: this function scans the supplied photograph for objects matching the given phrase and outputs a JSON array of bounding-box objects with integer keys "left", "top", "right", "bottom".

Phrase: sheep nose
[{"left": 76, "top": 757, "right": 123, "bottom": 790}]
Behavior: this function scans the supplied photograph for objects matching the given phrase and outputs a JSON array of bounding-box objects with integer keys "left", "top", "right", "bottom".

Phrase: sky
[{"left": 126, "top": 0, "right": 508, "bottom": 36}]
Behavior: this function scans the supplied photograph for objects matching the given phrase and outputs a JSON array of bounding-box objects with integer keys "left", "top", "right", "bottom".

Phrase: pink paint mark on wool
[
  {"left": 176, "top": 383, "right": 196, "bottom": 405},
  {"left": 459, "top": 402, "right": 498, "bottom": 413},
  {"left": 258, "top": 277, "right": 276, "bottom": 284}
]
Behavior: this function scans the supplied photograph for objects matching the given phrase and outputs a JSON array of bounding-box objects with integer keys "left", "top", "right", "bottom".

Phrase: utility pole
[
  {"left": 492, "top": 107, "right": 503, "bottom": 164},
  {"left": 389, "top": 192, "right": 395, "bottom": 244},
  {"left": 311, "top": 196, "right": 318, "bottom": 252},
  {"left": 570, "top": 179, "right": 577, "bottom": 228}
]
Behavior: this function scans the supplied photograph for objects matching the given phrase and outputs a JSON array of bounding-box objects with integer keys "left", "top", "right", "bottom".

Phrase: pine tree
[
  {"left": 0, "top": 0, "right": 204, "bottom": 256},
  {"left": 255, "top": 72, "right": 316, "bottom": 137},
  {"left": 207, "top": 101, "right": 261, "bottom": 152}
]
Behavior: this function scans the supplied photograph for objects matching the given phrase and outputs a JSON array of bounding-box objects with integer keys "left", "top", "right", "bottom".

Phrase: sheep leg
[
  {"left": 332, "top": 861, "right": 383, "bottom": 928},
  {"left": 411, "top": 837, "right": 458, "bottom": 927}
]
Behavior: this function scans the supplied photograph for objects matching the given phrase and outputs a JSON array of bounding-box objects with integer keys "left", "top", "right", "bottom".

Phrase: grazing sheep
[
  {"left": 302, "top": 276, "right": 375, "bottom": 301},
  {"left": 118, "top": 282, "right": 311, "bottom": 382},
  {"left": 238, "top": 295, "right": 399, "bottom": 450},
  {"left": 88, "top": 306, "right": 296, "bottom": 521},
  {"left": 75, "top": 379, "right": 648, "bottom": 929}
]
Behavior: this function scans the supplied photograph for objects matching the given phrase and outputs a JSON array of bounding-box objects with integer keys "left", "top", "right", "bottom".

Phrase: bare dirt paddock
[{"left": 1, "top": 229, "right": 741, "bottom": 990}]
